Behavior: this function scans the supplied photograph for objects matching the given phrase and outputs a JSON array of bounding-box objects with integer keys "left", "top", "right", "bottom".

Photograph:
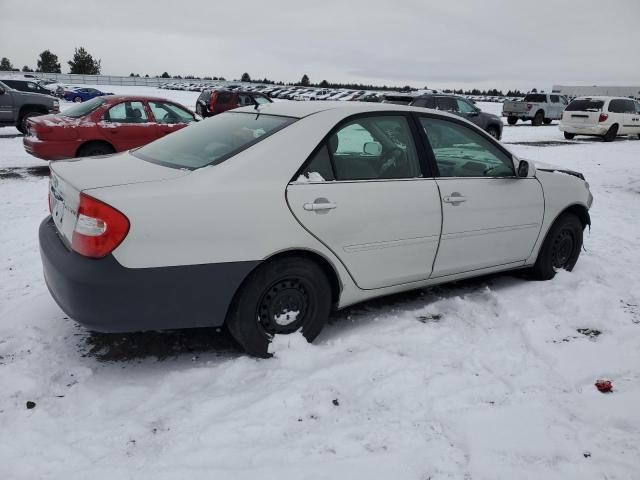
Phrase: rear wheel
[
  {"left": 530, "top": 213, "right": 583, "bottom": 280},
  {"left": 564, "top": 132, "right": 575, "bottom": 140},
  {"left": 486, "top": 125, "right": 500, "bottom": 139},
  {"left": 603, "top": 124, "right": 618, "bottom": 142},
  {"left": 532, "top": 111, "right": 544, "bottom": 126},
  {"left": 77, "top": 142, "right": 115, "bottom": 158},
  {"left": 226, "top": 257, "right": 332, "bottom": 357},
  {"left": 16, "top": 111, "right": 43, "bottom": 134},
  {"left": 507, "top": 117, "right": 518, "bottom": 126},
  {"left": 73, "top": 96, "right": 82, "bottom": 103},
  {"left": 543, "top": 118, "right": 552, "bottom": 125}
]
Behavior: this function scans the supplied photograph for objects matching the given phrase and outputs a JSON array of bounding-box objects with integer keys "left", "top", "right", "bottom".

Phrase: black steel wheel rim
[
  {"left": 551, "top": 228, "right": 574, "bottom": 268},
  {"left": 258, "top": 278, "right": 310, "bottom": 335}
]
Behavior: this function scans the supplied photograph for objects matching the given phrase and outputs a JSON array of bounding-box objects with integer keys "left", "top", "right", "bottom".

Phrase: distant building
[{"left": 552, "top": 85, "right": 640, "bottom": 99}]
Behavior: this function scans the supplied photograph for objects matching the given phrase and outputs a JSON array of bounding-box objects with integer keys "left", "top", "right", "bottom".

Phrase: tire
[
  {"left": 530, "top": 213, "right": 583, "bottom": 280},
  {"left": 532, "top": 111, "right": 544, "bottom": 126},
  {"left": 543, "top": 118, "right": 552, "bottom": 125},
  {"left": 486, "top": 125, "right": 500, "bottom": 139},
  {"left": 507, "top": 117, "right": 518, "bottom": 125},
  {"left": 564, "top": 132, "right": 575, "bottom": 140},
  {"left": 226, "top": 256, "right": 332, "bottom": 357},
  {"left": 77, "top": 142, "right": 115, "bottom": 158},
  {"left": 73, "top": 96, "right": 82, "bottom": 103},
  {"left": 602, "top": 124, "right": 618, "bottom": 142},
  {"left": 16, "top": 111, "right": 42, "bottom": 134}
]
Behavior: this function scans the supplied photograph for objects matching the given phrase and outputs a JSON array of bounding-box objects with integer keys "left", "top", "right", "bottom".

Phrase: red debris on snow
[{"left": 595, "top": 379, "right": 613, "bottom": 393}]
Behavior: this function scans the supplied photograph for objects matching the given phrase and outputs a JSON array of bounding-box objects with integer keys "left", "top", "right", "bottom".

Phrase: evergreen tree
[
  {"left": 67, "top": 47, "right": 101, "bottom": 74},
  {"left": 241, "top": 72, "right": 251, "bottom": 82},
  {"left": 0, "top": 57, "right": 14, "bottom": 71},
  {"left": 161, "top": 72, "right": 170, "bottom": 78},
  {"left": 22, "top": 65, "right": 34, "bottom": 72},
  {"left": 37, "top": 50, "right": 61, "bottom": 73},
  {"left": 300, "top": 74, "right": 310, "bottom": 86}
]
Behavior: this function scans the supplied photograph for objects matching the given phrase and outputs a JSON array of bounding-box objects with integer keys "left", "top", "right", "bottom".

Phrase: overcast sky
[{"left": 1, "top": 0, "right": 638, "bottom": 91}]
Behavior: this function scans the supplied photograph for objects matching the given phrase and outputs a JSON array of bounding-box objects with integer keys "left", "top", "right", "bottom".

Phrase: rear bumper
[
  {"left": 39, "top": 217, "right": 259, "bottom": 333},
  {"left": 559, "top": 124, "right": 608, "bottom": 135},
  {"left": 23, "top": 137, "right": 78, "bottom": 160}
]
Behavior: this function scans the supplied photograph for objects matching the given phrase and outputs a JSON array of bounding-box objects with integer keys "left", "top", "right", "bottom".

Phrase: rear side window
[
  {"left": 133, "top": 112, "right": 295, "bottom": 169},
  {"left": 216, "top": 92, "right": 232, "bottom": 104},
  {"left": 412, "top": 97, "right": 436, "bottom": 109},
  {"left": 436, "top": 97, "right": 459, "bottom": 112},
  {"left": 608, "top": 99, "right": 636, "bottom": 113},
  {"left": 297, "top": 115, "right": 421, "bottom": 182},
  {"left": 524, "top": 94, "right": 547, "bottom": 103},
  {"left": 565, "top": 99, "right": 604, "bottom": 111},
  {"left": 550, "top": 95, "right": 560, "bottom": 103}
]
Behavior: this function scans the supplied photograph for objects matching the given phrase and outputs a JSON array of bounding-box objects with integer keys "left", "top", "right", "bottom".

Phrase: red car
[
  {"left": 23, "top": 95, "right": 198, "bottom": 160},
  {"left": 195, "top": 89, "right": 271, "bottom": 118}
]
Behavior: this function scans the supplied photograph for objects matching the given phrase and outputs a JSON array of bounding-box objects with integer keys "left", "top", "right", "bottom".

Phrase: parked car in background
[
  {"left": 23, "top": 95, "right": 197, "bottom": 160},
  {"left": 502, "top": 93, "right": 568, "bottom": 126},
  {"left": 40, "top": 102, "right": 592, "bottom": 357},
  {"left": 195, "top": 89, "right": 271, "bottom": 117},
  {"left": 39, "top": 80, "right": 66, "bottom": 98},
  {"left": 0, "top": 79, "right": 60, "bottom": 133},
  {"left": 381, "top": 93, "right": 418, "bottom": 105},
  {"left": 0, "top": 78, "right": 55, "bottom": 97},
  {"left": 63, "top": 87, "right": 114, "bottom": 103},
  {"left": 357, "top": 92, "right": 382, "bottom": 102},
  {"left": 559, "top": 96, "right": 640, "bottom": 142},
  {"left": 411, "top": 94, "right": 503, "bottom": 139}
]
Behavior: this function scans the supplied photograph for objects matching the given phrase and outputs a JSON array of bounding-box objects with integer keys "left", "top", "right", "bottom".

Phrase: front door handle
[
  {"left": 443, "top": 192, "right": 467, "bottom": 205},
  {"left": 303, "top": 198, "right": 337, "bottom": 213}
]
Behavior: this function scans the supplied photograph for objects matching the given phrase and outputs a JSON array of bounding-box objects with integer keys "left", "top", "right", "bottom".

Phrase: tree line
[{"left": 0, "top": 52, "right": 527, "bottom": 96}]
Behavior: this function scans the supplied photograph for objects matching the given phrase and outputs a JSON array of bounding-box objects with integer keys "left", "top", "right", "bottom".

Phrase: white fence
[{"left": 27, "top": 73, "right": 226, "bottom": 88}]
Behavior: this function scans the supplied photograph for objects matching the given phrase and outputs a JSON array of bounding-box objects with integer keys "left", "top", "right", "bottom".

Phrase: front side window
[
  {"left": 456, "top": 98, "right": 476, "bottom": 113},
  {"left": 420, "top": 117, "right": 514, "bottom": 178},
  {"left": 253, "top": 95, "right": 271, "bottom": 105},
  {"left": 104, "top": 101, "right": 148, "bottom": 123},
  {"left": 413, "top": 97, "right": 436, "bottom": 109},
  {"left": 297, "top": 115, "right": 421, "bottom": 182},
  {"left": 149, "top": 101, "right": 195, "bottom": 124},
  {"left": 133, "top": 112, "right": 295, "bottom": 169}
]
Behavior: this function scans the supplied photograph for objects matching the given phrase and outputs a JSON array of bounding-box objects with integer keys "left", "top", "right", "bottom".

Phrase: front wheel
[
  {"left": 564, "top": 132, "right": 575, "bottom": 140},
  {"left": 226, "top": 257, "right": 332, "bottom": 357},
  {"left": 530, "top": 213, "right": 583, "bottom": 280},
  {"left": 507, "top": 117, "right": 518, "bottom": 125},
  {"left": 532, "top": 111, "right": 544, "bottom": 126},
  {"left": 73, "top": 96, "right": 82, "bottom": 103},
  {"left": 543, "top": 118, "right": 552, "bottom": 125}
]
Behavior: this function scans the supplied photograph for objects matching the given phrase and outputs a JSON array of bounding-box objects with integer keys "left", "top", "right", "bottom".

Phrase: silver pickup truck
[
  {"left": 503, "top": 93, "right": 568, "bottom": 126},
  {"left": 0, "top": 79, "right": 60, "bottom": 133}
]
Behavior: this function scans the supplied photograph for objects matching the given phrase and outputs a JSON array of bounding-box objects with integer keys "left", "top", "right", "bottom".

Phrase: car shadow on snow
[
  {"left": 82, "top": 270, "right": 529, "bottom": 362},
  {"left": 0, "top": 166, "right": 50, "bottom": 180}
]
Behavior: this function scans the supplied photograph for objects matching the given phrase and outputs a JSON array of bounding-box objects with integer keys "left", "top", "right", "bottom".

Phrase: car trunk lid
[{"left": 48, "top": 151, "right": 190, "bottom": 246}]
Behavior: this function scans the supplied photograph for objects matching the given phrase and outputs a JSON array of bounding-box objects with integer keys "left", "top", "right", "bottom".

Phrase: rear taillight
[
  {"left": 71, "top": 193, "right": 129, "bottom": 258},
  {"left": 598, "top": 113, "right": 608, "bottom": 122},
  {"left": 526, "top": 103, "right": 532, "bottom": 110}
]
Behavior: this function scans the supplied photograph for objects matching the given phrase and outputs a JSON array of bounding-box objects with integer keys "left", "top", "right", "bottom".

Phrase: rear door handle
[
  {"left": 303, "top": 198, "right": 337, "bottom": 212},
  {"left": 443, "top": 193, "right": 467, "bottom": 204}
]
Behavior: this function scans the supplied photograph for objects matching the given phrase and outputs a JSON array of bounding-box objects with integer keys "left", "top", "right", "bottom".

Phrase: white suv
[
  {"left": 40, "top": 102, "right": 593, "bottom": 357},
  {"left": 560, "top": 96, "right": 640, "bottom": 141}
]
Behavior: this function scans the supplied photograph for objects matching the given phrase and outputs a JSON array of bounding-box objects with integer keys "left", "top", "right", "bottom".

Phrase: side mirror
[
  {"left": 363, "top": 141, "right": 382, "bottom": 155},
  {"left": 468, "top": 110, "right": 480, "bottom": 116},
  {"left": 517, "top": 159, "right": 529, "bottom": 178}
]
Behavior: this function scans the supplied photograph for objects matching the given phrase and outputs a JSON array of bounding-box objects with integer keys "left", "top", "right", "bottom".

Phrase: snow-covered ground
[{"left": 1, "top": 87, "right": 639, "bottom": 479}]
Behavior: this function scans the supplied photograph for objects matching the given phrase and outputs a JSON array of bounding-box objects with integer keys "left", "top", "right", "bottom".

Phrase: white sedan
[{"left": 40, "top": 102, "right": 593, "bottom": 356}]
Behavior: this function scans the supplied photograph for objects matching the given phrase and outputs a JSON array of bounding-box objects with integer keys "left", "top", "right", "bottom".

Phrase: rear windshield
[
  {"left": 62, "top": 97, "right": 106, "bottom": 118},
  {"left": 524, "top": 94, "right": 547, "bottom": 103},
  {"left": 565, "top": 99, "right": 604, "bottom": 112},
  {"left": 133, "top": 111, "right": 296, "bottom": 169}
]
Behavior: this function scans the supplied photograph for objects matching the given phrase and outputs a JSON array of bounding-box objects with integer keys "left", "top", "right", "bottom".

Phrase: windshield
[
  {"left": 133, "top": 111, "right": 296, "bottom": 169},
  {"left": 565, "top": 99, "right": 605, "bottom": 111},
  {"left": 524, "top": 94, "right": 547, "bottom": 103},
  {"left": 62, "top": 97, "right": 106, "bottom": 118}
]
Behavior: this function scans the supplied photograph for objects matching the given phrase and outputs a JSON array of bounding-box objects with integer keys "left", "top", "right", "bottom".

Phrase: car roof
[
  {"left": 233, "top": 100, "right": 461, "bottom": 119},
  {"left": 573, "top": 96, "right": 630, "bottom": 101}
]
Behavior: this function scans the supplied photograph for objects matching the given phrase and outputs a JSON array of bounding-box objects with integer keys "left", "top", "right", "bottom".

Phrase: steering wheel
[{"left": 379, "top": 147, "right": 408, "bottom": 178}]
